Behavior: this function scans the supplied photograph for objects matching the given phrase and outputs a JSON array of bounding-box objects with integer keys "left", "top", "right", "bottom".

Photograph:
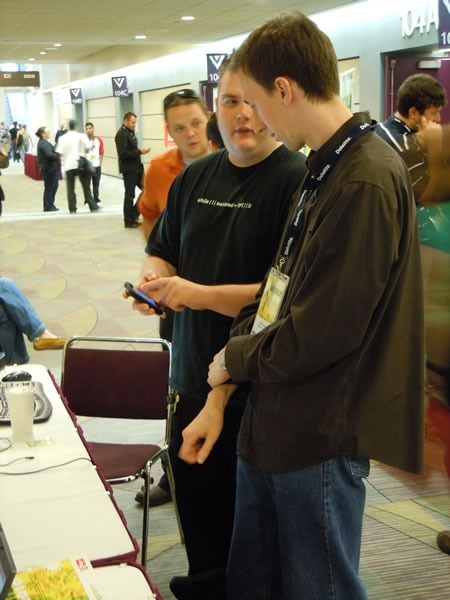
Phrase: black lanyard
[{"left": 277, "top": 122, "right": 372, "bottom": 271}]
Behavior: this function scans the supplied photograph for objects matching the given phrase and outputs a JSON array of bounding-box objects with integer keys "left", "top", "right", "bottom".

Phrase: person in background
[
  {"left": 115, "top": 112, "right": 150, "bottom": 228},
  {"left": 181, "top": 12, "right": 424, "bottom": 600},
  {"left": 22, "top": 125, "right": 32, "bottom": 153},
  {"left": 55, "top": 122, "right": 67, "bottom": 145},
  {"left": 0, "top": 122, "right": 10, "bottom": 155},
  {"left": 375, "top": 73, "right": 447, "bottom": 205},
  {"left": 56, "top": 119, "right": 98, "bottom": 214},
  {"left": 9, "top": 122, "right": 18, "bottom": 160},
  {"left": 128, "top": 57, "right": 307, "bottom": 599},
  {"left": 135, "top": 88, "right": 210, "bottom": 507},
  {"left": 376, "top": 76, "right": 450, "bottom": 557},
  {"left": 206, "top": 112, "right": 225, "bottom": 152},
  {"left": 85, "top": 122, "right": 104, "bottom": 207},
  {"left": 0, "top": 277, "right": 66, "bottom": 365},
  {"left": 417, "top": 124, "right": 450, "bottom": 556},
  {"left": 15, "top": 125, "right": 25, "bottom": 163},
  {"left": 35, "top": 126, "right": 59, "bottom": 212}
]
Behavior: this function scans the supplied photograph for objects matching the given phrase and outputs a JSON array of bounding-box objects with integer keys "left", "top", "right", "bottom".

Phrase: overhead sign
[
  {"left": 70, "top": 88, "right": 83, "bottom": 104},
  {"left": 438, "top": 0, "right": 450, "bottom": 48},
  {"left": 0, "top": 71, "right": 40, "bottom": 87},
  {"left": 112, "top": 76, "right": 129, "bottom": 97},
  {"left": 206, "top": 54, "right": 228, "bottom": 83}
]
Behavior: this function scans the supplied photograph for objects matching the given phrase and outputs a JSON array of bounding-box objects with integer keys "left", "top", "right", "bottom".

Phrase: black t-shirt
[{"left": 147, "top": 145, "right": 307, "bottom": 396}]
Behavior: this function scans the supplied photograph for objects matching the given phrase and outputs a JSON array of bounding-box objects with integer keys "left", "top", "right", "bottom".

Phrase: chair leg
[
  {"left": 141, "top": 465, "right": 151, "bottom": 567},
  {"left": 162, "top": 451, "right": 185, "bottom": 545}
]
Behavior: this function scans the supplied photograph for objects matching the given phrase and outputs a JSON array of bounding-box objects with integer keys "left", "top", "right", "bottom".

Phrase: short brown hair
[
  {"left": 397, "top": 74, "right": 447, "bottom": 117},
  {"left": 230, "top": 11, "right": 339, "bottom": 100},
  {"left": 123, "top": 111, "right": 137, "bottom": 122}
]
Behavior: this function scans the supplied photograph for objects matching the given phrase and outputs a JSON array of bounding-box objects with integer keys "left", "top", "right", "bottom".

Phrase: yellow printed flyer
[{"left": 7, "top": 557, "right": 94, "bottom": 600}]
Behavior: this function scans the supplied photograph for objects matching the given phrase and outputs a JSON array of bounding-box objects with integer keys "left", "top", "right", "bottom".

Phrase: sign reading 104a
[{"left": 401, "top": 1, "right": 438, "bottom": 38}]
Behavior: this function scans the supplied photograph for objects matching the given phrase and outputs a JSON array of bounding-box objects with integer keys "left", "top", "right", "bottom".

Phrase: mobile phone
[{"left": 124, "top": 281, "right": 163, "bottom": 315}]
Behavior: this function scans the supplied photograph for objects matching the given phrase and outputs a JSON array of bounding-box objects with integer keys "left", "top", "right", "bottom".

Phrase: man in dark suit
[{"left": 114, "top": 112, "right": 150, "bottom": 228}]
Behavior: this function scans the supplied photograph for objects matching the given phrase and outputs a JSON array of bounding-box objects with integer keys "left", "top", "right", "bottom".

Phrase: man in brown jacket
[{"left": 181, "top": 12, "right": 424, "bottom": 600}]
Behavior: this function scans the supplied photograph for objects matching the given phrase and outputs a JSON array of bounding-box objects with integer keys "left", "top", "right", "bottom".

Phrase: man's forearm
[
  {"left": 140, "top": 254, "right": 176, "bottom": 279},
  {"left": 201, "top": 282, "right": 260, "bottom": 317}
]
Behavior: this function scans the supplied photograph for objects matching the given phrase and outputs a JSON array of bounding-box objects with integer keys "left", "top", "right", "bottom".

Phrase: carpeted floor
[{"left": 1, "top": 160, "right": 449, "bottom": 599}]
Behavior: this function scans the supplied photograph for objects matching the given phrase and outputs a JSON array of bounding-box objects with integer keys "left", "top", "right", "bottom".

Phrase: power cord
[
  {"left": 0, "top": 437, "right": 12, "bottom": 452},
  {"left": 0, "top": 456, "right": 94, "bottom": 475}
]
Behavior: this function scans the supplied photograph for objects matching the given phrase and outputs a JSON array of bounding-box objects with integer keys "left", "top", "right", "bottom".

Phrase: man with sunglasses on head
[
  {"left": 115, "top": 112, "right": 150, "bottom": 228},
  {"left": 138, "top": 89, "right": 210, "bottom": 240},
  {"left": 134, "top": 89, "right": 210, "bottom": 508},
  {"left": 127, "top": 57, "right": 307, "bottom": 599}
]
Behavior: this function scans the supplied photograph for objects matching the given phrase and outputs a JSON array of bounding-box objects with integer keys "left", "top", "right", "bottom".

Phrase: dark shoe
[
  {"left": 70, "top": 210, "right": 77, "bottom": 214},
  {"left": 169, "top": 569, "right": 227, "bottom": 600},
  {"left": 135, "top": 484, "right": 172, "bottom": 506},
  {"left": 44, "top": 206, "right": 59, "bottom": 212},
  {"left": 437, "top": 530, "right": 450, "bottom": 554},
  {"left": 124, "top": 221, "right": 140, "bottom": 228}
]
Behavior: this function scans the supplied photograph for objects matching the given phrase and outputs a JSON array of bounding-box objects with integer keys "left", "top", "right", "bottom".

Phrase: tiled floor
[{"left": 1, "top": 160, "right": 449, "bottom": 599}]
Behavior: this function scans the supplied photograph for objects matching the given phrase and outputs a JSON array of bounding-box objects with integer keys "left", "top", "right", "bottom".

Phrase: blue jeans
[
  {"left": 228, "top": 455, "right": 369, "bottom": 600},
  {"left": 0, "top": 278, "right": 45, "bottom": 364}
]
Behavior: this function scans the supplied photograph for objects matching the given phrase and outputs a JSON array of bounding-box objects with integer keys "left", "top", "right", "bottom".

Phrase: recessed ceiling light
[
  {"left": 28, "top": 58, "right": 35, "bottom": 61},
  {"left": 45, "top": 47, "right": 57, "bottom": 50},
  {"left": 135, "top": 34, "right": 147, "bottom": 39},
  {"left": 40, "top": 52, "right": 47, "bottom": 55},
  {"left": 53, "top": 43, "right": 61, "bottom": 47},
  {"left": 181, "top": 15, "right": 195, "bottom": 21}
]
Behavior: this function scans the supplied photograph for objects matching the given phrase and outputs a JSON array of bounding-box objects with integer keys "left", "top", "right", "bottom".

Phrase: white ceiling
[{"left": 1, "top": 0, "right": 358, "bottom": 65}]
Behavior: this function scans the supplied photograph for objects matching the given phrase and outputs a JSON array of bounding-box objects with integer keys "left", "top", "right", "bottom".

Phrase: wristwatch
[{"left": 218, "top": 349, "right": 228, "bottom": 371}]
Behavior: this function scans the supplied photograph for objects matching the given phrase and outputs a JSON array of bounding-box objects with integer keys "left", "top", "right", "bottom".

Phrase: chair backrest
[{"left": 61, "top": 336, "right": 171, "bottom": 420}]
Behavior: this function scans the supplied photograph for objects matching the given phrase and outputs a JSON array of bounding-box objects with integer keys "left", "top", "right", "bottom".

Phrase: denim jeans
[
  {"left": 228, "top": 455, "right": 369, "bottom": 600},
  {"left": 0, "top": 278, "right": 45, "bottom": 364},
  {"left": 91, "top": 166, "right": 102, "bottom": 203}
]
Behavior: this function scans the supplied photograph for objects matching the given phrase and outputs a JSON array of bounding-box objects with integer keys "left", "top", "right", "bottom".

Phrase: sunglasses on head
[{"left": 163, "top": 89, "right": 200, "bottom": 110}]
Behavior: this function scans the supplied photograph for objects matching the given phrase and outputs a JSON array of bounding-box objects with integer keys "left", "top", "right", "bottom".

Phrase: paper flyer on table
[{"left": 7, "top": 556, "right": 98, "bottom": 600}]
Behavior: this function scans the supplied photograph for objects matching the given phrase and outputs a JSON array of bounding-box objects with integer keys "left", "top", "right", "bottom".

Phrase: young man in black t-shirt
[{"left": 127, "top": 59, "right": 306, "bottom": 600}]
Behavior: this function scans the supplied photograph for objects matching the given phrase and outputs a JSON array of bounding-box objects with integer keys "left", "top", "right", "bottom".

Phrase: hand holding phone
[{"left": 124, "top": 281, "right": 163, "bottom": 315}]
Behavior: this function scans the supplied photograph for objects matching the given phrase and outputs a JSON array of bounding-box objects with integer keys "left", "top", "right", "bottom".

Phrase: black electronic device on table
[
  {"left": 0, "top": 380, "right": 53, "bottom": 425},
  {"left": 0, "top": 523, "right": 16, "bottom": 600}
]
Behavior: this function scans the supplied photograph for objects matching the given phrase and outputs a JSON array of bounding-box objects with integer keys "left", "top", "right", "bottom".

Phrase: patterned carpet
[{"left": 1, "top": 160, "right": 449, "bottom": 599}]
